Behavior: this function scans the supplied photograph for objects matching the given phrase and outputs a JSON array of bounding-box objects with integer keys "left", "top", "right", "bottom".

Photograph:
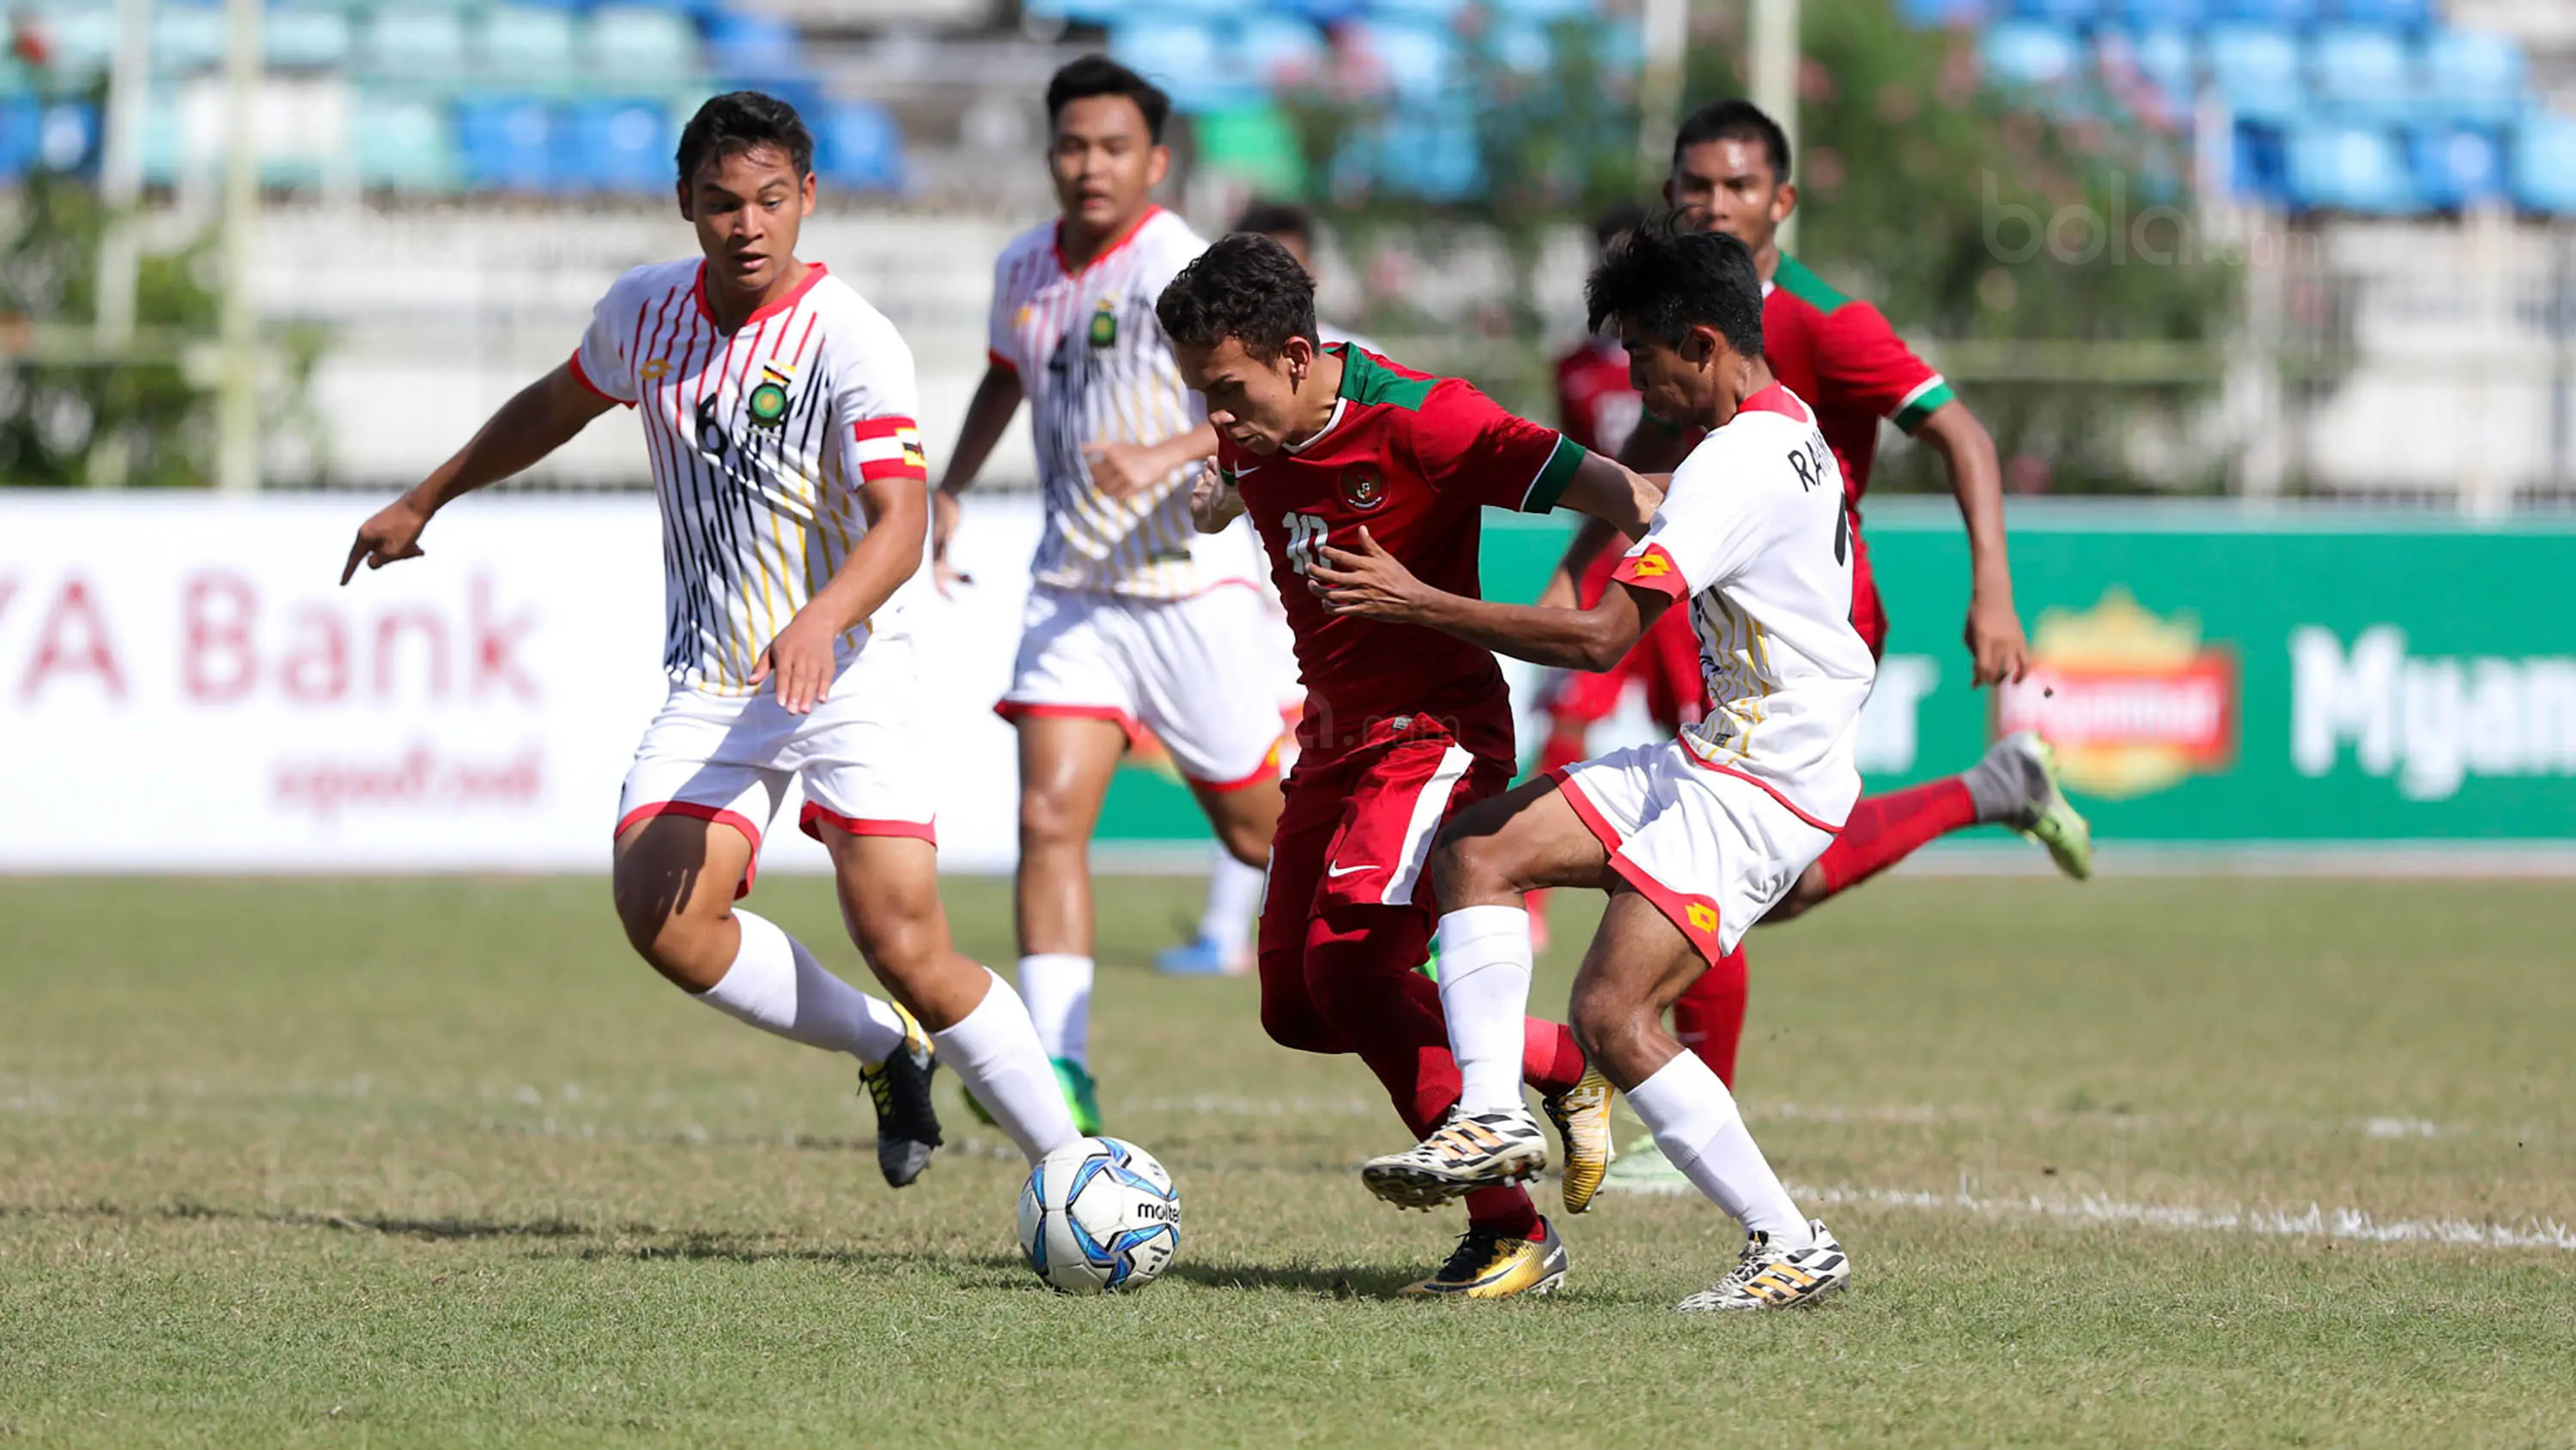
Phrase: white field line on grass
[{"left": 1774, "top": 1180, "right": 2576, "bottom": 1252}]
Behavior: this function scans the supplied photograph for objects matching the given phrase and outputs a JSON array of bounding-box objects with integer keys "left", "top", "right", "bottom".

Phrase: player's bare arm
[
  {"left": 1083, "top": 421, "right": 1220, "bottom": 501},
  {"left": 931, "top": 361, "right": 1026, "bottom": 592},
  {"left": 1914, "top": 398, "right": 2026, "bottom": 685},
  {"left": 1311, "top": 525, "right": 1673, "bottom": 671},
  {"left": 343, "top": 363, "right": 613, "bottom": 585},
  {"left": 1542, "top": 419, "right": 1692, "bottom": 607},
  {"left": 752, "top": 475, "right": 927, "bottom": 715},
  {"left": 1187, "top": 458, "right": 1244, "bottom": 533}
]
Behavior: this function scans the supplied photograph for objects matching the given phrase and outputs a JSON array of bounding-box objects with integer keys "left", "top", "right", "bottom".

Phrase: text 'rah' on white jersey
[
  {"left": 987, "top": 206, "right": 1257, "bottom": 598},
  {"left": 573, "top": 261, "right": 932, "bottom": 695},
  {"left": 1607, "top": 382, "right": 1880, "bottom": 830}
]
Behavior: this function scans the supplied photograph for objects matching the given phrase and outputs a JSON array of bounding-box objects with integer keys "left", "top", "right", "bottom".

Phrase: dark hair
[
  {"left": 677, "top": 90, "right": 813, "bottom": 185},
  {"left": 1592, "top": 201, "right": 1649, "bottom": 252},
  {"left": 1232, "top": 198, "right": 1313, "bottom": 246},
  {"left": 1585, "top": 214, "right": 1764, "bottom": 359},
  {"left": 1156, "top": 232, "right": 1319, "bottom": 363},
  {"left": 1047, "top": 54, "right": 1171, "bottom": 144},
  {"left": 1672, "top": 98, "right": 1790, "bottom": 182}
]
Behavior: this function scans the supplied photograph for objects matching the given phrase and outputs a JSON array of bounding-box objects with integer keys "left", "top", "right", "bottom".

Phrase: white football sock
[
  {"left": 693, "top": 909, "right": 908, "bottom": 1065},
  {"left": 933, "top": 968, "right": 1081, "bottom": 1162},
  {"left": 1016, "top": 953, "right": 1093, "bottom": 1065},
  {"left": 1626, "top": 1048, "right": 1813, "bottom": 1247},
  {"left": 1434, "top": 905, "right": 1534, "bottom": 1115},
  {"left": 1197, "top": 852, "right": 1266, "bottom": 954}
]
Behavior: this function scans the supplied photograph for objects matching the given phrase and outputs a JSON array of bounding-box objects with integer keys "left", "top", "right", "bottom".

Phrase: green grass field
[{"left": 4, "top": 873, "right": 2573, "bottom": 1447}]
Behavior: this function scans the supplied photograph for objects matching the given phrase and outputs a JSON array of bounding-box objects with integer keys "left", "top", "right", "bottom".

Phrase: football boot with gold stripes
[
  {"left": 1677, "top": 1220, "right": 1850, "bottom": 1312},
  {"left": 1541, "top": 1065, "right": 1617, "bottom": 1214},
  {"left": 857, "top": 1002, "right": 941, "bottom": 1188},
  {"left": 1401, "top": 1215, "right": 1569, "bottom": 1299},
  {"left": 1362, "top": 1107, "right": 1549, "bottom": 1210}
]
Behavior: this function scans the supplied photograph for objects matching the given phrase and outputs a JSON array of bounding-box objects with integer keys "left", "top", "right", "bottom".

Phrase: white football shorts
[
  {"left": 999, "top": 582, "right": 1293, "bottom": 791},
  {"left": 1551, "top": 737, "right": 1838, "bottom": 961},
  {"left": 616, "top": 633, "right": 935, "bottom": 897}
]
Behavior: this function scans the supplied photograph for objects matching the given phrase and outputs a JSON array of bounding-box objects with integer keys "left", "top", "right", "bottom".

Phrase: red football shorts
[{"left": 1258, "top": 725, "right": 1516, "bottom": 957}]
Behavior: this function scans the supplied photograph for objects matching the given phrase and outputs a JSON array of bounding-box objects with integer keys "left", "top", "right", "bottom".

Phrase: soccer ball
[{"left": 1016, "top": 1136, "right": 1181, "bottom": 1294}]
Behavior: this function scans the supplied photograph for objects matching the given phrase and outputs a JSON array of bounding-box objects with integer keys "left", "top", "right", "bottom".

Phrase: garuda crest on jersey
[{"left": 1341, "top": 466, "right": 1386, "bottom": 512}]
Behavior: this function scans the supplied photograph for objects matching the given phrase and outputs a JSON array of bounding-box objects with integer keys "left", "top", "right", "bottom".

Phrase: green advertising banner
[{"left": 1100, "top": 506, "right": 2576, "bottom": 852}]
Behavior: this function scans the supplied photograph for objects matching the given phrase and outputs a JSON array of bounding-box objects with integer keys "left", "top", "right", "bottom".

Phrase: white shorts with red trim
[
  {"left": 998, "top": 583, "right": 1292, "bottom": 791},
  {"left": 616, "top": 634, "right": 935, "bottom": 896},
  {"left": 1552, "top": 737, "right": 1836, "bottom": 963}
]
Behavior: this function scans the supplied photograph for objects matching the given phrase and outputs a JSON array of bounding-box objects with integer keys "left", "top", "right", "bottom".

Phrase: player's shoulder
[
  {"left": 1680, "top": 387, "right": 1817, "bottom": 476},
  {"left": 1338, "top": 345, "right": 1446, "bottom": 416},
  {"left": 805, "top": 271, "right": 914, "bottom": 363},
  {"left": 1767, "top": 254, "right": 1858, "bottom": 319},
  {"left": 992, "top": 221, "right": 1060, "bottom": 287},
  {"left": 598, "top": 257, "right": 701, "bottom": 316},
  {"left": 1129, "top": 208, "right": 1209, "bottom": 286}
]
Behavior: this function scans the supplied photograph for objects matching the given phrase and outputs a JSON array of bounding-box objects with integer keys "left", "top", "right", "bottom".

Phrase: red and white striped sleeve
[
  {"left": 826, "top": 300, "right": 928, "bottom": 489},
  {"left": 569, "top": 267, "right": 646, "bottom": 407}
]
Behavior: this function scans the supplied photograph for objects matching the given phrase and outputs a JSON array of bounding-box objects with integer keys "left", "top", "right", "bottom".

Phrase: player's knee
[
  {"left": 1568, "top": 978, "right": 1652, "bottom": 1068},
  {"left": 1017, "top": 785, "right": 1087, "bottom": 852},
  {"left": 1258, "top": 987, "right": 1343, "bottom": 1055},
  {"left": 1428, "top": 829, "right": 1514, "bottom": 908},
  {"left": 1764, "top": 864, "right": 1830, "bottom": 924}
]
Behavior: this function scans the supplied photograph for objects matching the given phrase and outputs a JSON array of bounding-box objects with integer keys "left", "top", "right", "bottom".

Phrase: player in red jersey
[
  {"left": 1154, "top": 234, "right": 1662, "bottom": 1297},
  {"left": 1560, "top": 105, "right": 2095, "bottom": 1192}
]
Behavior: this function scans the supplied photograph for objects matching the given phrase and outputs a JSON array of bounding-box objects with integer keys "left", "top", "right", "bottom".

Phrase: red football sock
[
  {"left": 1808, "top": 776, "right": 1978, "bottom": 902},
  {"left": 1670, "top": 944, "right": 1748, "bottom": 1088},
  {"left": 1522, "top": 1016, "right": 1587, "bottom": 1097}
]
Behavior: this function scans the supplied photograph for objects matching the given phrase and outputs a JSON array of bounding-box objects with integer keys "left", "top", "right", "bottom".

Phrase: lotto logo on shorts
[{"left": 1685, "top": 901, "right": 1720, "bottom": 937}]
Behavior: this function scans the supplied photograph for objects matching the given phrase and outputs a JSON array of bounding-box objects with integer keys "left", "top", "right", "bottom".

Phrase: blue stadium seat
[
  {"left": 353, "top": 90, "right": 458, "bottom": 191},
  {"left": 2208, "top": 25, "right": 2303, "bottom": 124},
  {"left": 1359, "top": 106, "right": 1479, "bottom": 200},
  {"left": 264, "top": 8, "right": 353, "bottom": 70},
  {"left": 1488, "top": 0, "right": 1595, "bottom": 20},
  {"left": 2230, "top": 118, "right": 2288, "bottom": 202},
  {"left": 1982, "top": 21, "right": 2082, "bottom": 90},
  {"left": 1356, "top": 20, "right": 1455, "bottom": 101},
  {"left": 815, "top": 100, "right": 904, "bottom": 192},
  {"left": 2210, "top": 0, "right": 2315, "bottom": 24},
  {"left": 476, "top": 7, "right": 580, "bottom": 90},
  {"left": 1021, "top": 0, "right": 1131, "bottom": 28},
  {"left": 2310, "top": 27, "right": 2412, "bottom": 124},
  {"left": 2326, "top": 0, "right": 2429, "bottom": 29},
  {"left": 2133, "top": 27, "right": 2197, "bottom": 113},
  {"left": 2112, "top": 0, "right": 2207, "bottom": 24},
  {"left": 560, "top": 99, "right": 669, "bottom": 192},
  {"left": 2421, "top": 30, "right": 2524, "bottom": 127},
  {"left": 361, "top": 9, "right": 470, "bottom": 82},
  {"left": 1369, "top": 0, "right": 1472, "bottom": 22},
  {"left": 2510, "top": 112, "right": 2576, "bottom": 215},
  {"left": 1233, "top": 14, "right": 1327, "bottom": 89},
  {"left": 705, "top": 10, "right": 806, "bottom": 80},
  {"left": 2009, "top": 0, "right": 2100, "bottom": 27},
  {"left": 2407, "top": 124, "right": 2502, "bottom": 209},
  {"left": 453, "top": 95, "right": 556, "bottom": 190},
  {"left": 1108, "top": 20, "right": 1238, "bottom": 114},
  {"left": 0, "top": 94, "right": 71, "bottom": 176},
  {"left": 586, "top": 7, "right": 702, "bottom": 84},
  {"left": 1899, "top": 0, "right": 1993, "bottom": 24},
  {"left": 150, "top": 5, "right": 228, "bottom": 73},
  {"left": 2286, "top": 122, "right": 2416, "bottom": 212}
]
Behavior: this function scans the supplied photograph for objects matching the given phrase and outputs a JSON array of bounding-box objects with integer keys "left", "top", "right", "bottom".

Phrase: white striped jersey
[
  {"left": 986, "top": 206, "right": 1254, "bottom": 598},
  {"left": 572, "top": 260, "right": 931, "bottom": 695}
]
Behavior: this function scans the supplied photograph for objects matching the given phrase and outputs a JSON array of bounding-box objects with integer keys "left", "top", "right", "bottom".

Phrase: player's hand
[
  {"left": 751, "top": 609, "right": 842, "bottom": 714},
  {"left": 1082, "top": 440, "right": 1168, "bottom": 501},
  {"left": 1965, "top": 591, "right": 2029, "bottom": 687},
  {"left": 341, "top": 494, "right": 433, "bottom": 585},
  {"left": 1310, "top": 526, "right": 1427, "bottom": 621},
  {"left": 931, "top": 488, "right": 971, "bottom": 596},
  {"left": 1187, "top": 460, "right": 1242, "bottom": 534}
]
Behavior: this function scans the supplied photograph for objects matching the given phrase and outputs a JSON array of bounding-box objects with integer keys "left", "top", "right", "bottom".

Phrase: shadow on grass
[{"left": 1167, "top": 1260, "right": 1424, "bottom": 1300}]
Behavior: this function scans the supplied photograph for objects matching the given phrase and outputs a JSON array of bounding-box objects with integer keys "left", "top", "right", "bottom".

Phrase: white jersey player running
[
  {"left": 1309, "top": 222, "right": 1868, "bottom": 1312},
  {"left": 342, "top": 92, "right": 1080, "bottom": 1188},
  {"left": 934, "top": 58, "right": 1291, "bottom": 1129}
]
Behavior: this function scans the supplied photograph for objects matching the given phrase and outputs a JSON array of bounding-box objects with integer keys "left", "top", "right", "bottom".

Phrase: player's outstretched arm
[
  {"left": 752, "top": 476, "right": 930, "bottom": 714},
  {"left": 1083, "top": 421, "right": 1220, "bottom": 501},
  {"left": 1913, "top": 399, "right": 2026, "bottom": 685},
  {"left": 930, "top": 362, "right": 1026, "bottom": 592},
  {"left": 1541, "top": 421, "right": 1690, "bottom": 607},
  {"left": 342, "top": 363, "right": 612, "bottom": 585},
  {"left": 1310, "top": 526, "right": 1670, "bottom": 671}
]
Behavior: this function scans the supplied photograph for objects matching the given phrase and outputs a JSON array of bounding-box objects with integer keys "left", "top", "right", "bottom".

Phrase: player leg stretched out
[
  {"left": 1315, "top": 221, "right": 1867, "bottom": 1309},
  {"left": 342, "top": 93, "right": 1081, "bottom": 1186},
  {"left": 1157, "top": 234, "right": 1662, "bottom": 1295}
]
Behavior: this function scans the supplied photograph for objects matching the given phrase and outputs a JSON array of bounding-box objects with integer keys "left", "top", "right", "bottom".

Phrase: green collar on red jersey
[
  {"left": 1333, "top": 343, "right": 1435, "bottom": 412},
  {"left": 1771, "top": 253, "right": 1852, "bottom": 315}
]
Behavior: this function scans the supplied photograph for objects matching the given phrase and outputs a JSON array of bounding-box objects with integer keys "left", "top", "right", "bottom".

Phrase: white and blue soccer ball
[{"left": 1016, "top": 1136, "right": 1181, "bottom": 1294}]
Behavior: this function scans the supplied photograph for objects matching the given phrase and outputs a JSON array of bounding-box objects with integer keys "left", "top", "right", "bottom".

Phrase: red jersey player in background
[
  {"left": 1525, "top": 204, "right": 1706, "bottom": 951},
  {"left": 1564, "top": 100, "right": 2093, "bottom": 1190},
  {"left": 1157, "top": 234, "right": 1664, "bottom": 1298}
]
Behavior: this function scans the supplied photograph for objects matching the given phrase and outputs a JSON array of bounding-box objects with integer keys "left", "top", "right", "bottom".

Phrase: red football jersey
[
  {"left": 1759, "top": 254, "right": 1953, "bottom": 507},
  {"left": 1553, "top": 337, "right": 1642, "bottom": 458},
  {"left": 1221, "top": 345, "right": 1586, "bottom": 763}
]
